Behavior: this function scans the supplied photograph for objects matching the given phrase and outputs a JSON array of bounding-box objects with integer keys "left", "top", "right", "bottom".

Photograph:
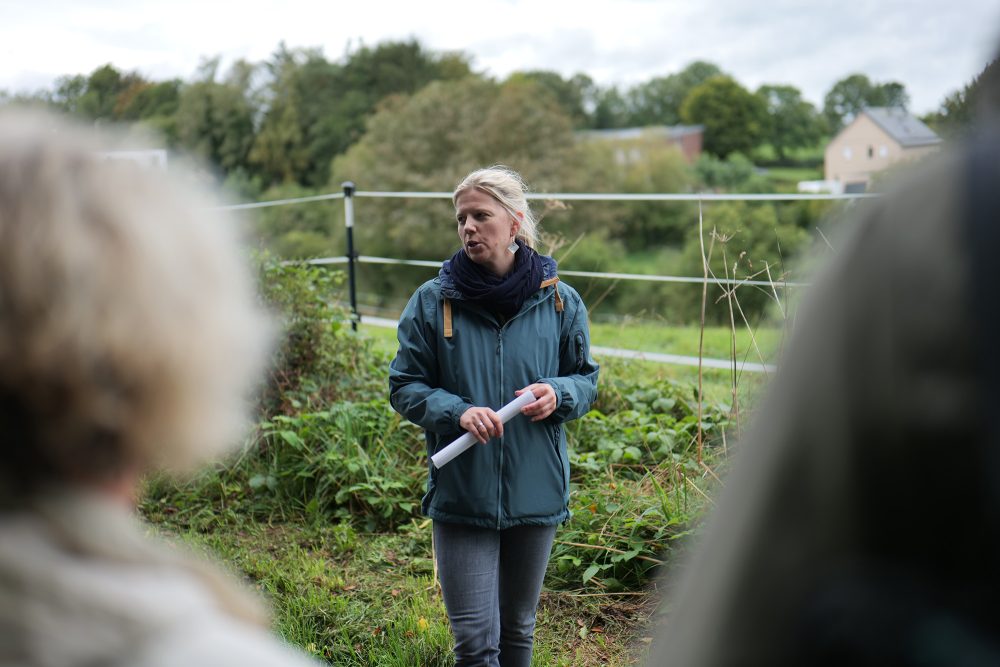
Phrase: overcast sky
[{"left": 2, "top": 0, "right": 998, "bottom": 115}]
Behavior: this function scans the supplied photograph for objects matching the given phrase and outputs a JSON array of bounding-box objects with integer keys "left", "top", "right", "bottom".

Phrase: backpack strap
[
  {"left": 540, "top": 277, "right": 564, "bottom": 312},
  {"left": 443, "top": 298, "right": 453, "bottom": 338},
  {"left": 442, "top": 278, "right": 562, "bottom": 340}
]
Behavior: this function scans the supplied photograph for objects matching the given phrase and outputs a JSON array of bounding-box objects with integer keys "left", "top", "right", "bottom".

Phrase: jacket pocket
[
  {"left": 574, "top": 332, "right": 586, "bottom": 373},
  {"left": 550, "top": 422, "right": 568, "bottom": 498},
  {"left": 504, "top": 421, "right": 566, "bottom": 520}
]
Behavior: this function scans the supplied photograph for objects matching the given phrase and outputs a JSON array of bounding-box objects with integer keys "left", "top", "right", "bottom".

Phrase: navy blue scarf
[{"left": 448, "top": 239, "right": 545, "bottom": 321}]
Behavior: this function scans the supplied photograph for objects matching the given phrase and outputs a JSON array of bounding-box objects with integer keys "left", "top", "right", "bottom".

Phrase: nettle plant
[{"left": 545, "top": 379, "right": 729, "bottom": 589}]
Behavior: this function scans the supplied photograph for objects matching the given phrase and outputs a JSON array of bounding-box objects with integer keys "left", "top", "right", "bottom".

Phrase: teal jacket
[{"left": 389, "top": 255, "right": 599, "bottom": 529}]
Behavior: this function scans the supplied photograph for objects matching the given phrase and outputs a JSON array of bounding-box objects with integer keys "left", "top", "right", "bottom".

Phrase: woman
[
  {"left": 390, "top": 166, "right": 599, "bottom": 666},
  {"left": 0, "top": 112, "right": 317, "bottom": 666}
]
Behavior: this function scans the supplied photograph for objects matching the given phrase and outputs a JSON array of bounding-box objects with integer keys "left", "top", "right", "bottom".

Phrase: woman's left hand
[{"left": 515, "top": 383, "right": 558, "bottom": 422}]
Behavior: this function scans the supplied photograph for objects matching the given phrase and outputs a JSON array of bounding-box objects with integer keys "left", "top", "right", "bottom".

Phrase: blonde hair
[
  {"left": 453, "top": 165, "right": 538, "bottom": 248},
  {"left": 0, "top": 112, "right": 272, "bottom": 498}
]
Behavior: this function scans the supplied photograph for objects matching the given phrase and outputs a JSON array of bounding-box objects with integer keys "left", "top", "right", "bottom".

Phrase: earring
[{"left": 507, "top": 238, "right": 519, "bottom": 254}]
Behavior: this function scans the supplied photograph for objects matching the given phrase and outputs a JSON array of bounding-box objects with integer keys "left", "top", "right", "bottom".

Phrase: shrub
[
  {"left": 254, "top": 402, "right": 426, "bottom": 531},
  {"left": 548, "top": 472, "right": 694, "bottom": 591},
  {"left": 550, "top": 378, "right": 730, "bottom": 590},
  {"left": 258, "top": 258, "right": 386, "bottom": 413},
  {"left": 144, "top": 259, "right": 744, "bottom": 598}
]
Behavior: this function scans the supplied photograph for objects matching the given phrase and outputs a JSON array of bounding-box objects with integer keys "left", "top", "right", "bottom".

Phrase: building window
[
  {"left": 867, "top": 145, "right": 874, "bottom": 158},
  {"left": 879, "top": 145, "right": 889, "bottom": 157},
  {"left": 843, "top": 146, "right": 853, "bottom": 160}
]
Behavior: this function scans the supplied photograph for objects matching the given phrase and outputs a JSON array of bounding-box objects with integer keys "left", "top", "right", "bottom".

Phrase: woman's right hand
[{"left": 459, "top": 407, "right": 503, "bottom": 444}]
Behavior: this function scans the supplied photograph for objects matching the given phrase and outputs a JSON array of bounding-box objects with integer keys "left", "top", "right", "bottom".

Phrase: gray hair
[
  {"left": 0, "top": 111, "right": 272, "bottom": 500},
  {"left": 453, "top": 166, "right": 538, "bottom": 248}
]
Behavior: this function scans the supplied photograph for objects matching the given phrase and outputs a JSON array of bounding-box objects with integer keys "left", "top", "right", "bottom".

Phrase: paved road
[{"left": 360, "top": 316, "right": 776, "bottom": 374}]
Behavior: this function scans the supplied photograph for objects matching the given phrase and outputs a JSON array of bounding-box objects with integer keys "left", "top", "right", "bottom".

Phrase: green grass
[
  {"left": 597, "top": 247, "right": 684, "bottom": 276},
  {"left": 762, "top": 166, "right": 824, "bottom": 189},
  {"left": 589, "top": 321, "right": 781, "bottom": 363},
  {"left": 149, "top": 518, "right": 655, "bottom": 666},
  {"left": 358, "top": 323, "right": 401, "bottom": 357},
  {"left": 140, "top": 300, "right": 774, "bottom": 666},
  {"left": 140, "top": 329, "right": 742, "bottom": 665},
  {"left": 752, "top": 141, "right": 827, "bottom": 166}
]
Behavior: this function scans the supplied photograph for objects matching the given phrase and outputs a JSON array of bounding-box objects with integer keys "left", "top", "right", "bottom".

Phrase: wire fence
[
  {"left": 238, "top": 186, "right": 874, "bottom": 371},
  {"left": 353, "top": 255, "right": 809, "bottom": 288},
  {"left": 247, "top": 186, "right": 873, "bottom": 282}
]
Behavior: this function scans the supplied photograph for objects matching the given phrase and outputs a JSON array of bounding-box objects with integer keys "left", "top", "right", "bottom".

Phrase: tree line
[
  {"left": 1, "top": 40, "right": 988, "bottom": 323},
  {"left": 2, "top": 39, "right": 982, "bottom": 191}
]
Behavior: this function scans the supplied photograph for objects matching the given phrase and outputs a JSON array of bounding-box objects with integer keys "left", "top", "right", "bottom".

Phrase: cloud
[{"left": 1, "top": 0, "right": 996, "bottom": 113}]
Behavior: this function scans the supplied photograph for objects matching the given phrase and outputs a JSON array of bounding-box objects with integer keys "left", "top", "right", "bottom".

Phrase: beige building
[{"left": 824, "top": 108, "right": 941, "bottom": 192}]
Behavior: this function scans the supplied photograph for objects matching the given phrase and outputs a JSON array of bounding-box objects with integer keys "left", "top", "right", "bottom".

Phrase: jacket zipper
[
  {"left": 495, "top": 289, "right": 559, "bottom": 530},
  {"left": 462, "top": 288, "right": 554, "bottom": 530},
  {"left": 496, "top": 327, "right": 504, "bottom": 530}
]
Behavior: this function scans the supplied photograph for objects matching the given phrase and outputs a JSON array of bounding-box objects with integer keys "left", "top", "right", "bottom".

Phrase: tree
[
  {"left": 113, "top": 79, "right": 182, "bottom": 142},
  {"left": 248, "top": 45, "right": 356, "bottom": 187},
  {"left": 330, "top": 77, "right": 577, "bottom": 262},
  {"left": 285, "top": 52, "right": 347, "bottom": 187},
  {"left": 175, "top": 58, "right": 256, "bottom": 174},
  {"left": 79, "top": 65, "right": 130, "bottom": 118},
  {"left": 590, "top": 86, "right": 629, "bottom": 129},
  {"left": 613, "top": 139, "right": 694, "bottom": 248},
  {"left": 505, "top": 70, "right": 590, "bottom": 127},
  {"left": 694, "top": 153, "right": 771, "bottom": 193},
  {"left": 248, "top": 45, "right": 310, "bottom": 185},
  {"left": 115, "top": 79, "right": 181, "bottom": 121},
  {"left": 823, "top": 74, "right": 910, "bottom": 131},
  {"left": 50, "top": 65, "right": 144, "bottom": 121},
  {"left": 823, "top": 74, "right": 874, "bottom": 130},
  {"left": 333, "top": 77, "right": 575, "bottom": 194},
  {"left": 340, "top": 39, "right": 470, "bottom": 103},
  {"left": 250, "top": 40, "right": 475, "bottom": 187},
  {"left": 756, "top": 84, "right": 825, "bottom": 160},
  {"left": 327, "top": 77, "right": 579, "bottom": 309},
  {"left": 627, "top": 60, "right": 723, "bottom": 126},
  {"left": 923, "top": 58, "right": 999, "bottom": 139},
  {"left": 51, "top": 74, "right": 88, "bottom": 115},
  {"left": 328, "top": 39, "right": 473, "bottom": 154},
  {"left": 879, "top": 81, "right": 909, "bottom": 108},
  {"left": 45, "top": 63, "right": 178, "bottom": 136},
  {"left": 681, "top": 76, "right": 767, "bottom": 157}
]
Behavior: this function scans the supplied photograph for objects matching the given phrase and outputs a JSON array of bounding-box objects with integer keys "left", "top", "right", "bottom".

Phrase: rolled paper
[{"left": 431, "top": 390, "right": 537, "bottom": 469}]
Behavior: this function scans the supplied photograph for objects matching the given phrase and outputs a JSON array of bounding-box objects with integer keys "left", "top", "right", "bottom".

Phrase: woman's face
[{"left": 455, "top": 188, "right": 521, "bottom": 276}]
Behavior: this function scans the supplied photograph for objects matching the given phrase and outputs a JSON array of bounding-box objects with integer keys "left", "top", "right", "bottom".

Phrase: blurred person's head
[
  {"left": 453, "top": 166, "right": 538, "bottom": 276},
  {"left": 0, "top": 112, "right": 271, "bottom": 505}
]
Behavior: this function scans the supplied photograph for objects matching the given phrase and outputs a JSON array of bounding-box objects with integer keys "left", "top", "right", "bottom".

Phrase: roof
[
  {"left": 577, "top": 125, "right": 704, "bottom": 141},
  {"left": 862, "top": 107, "right": 941, "bottom": 148}
]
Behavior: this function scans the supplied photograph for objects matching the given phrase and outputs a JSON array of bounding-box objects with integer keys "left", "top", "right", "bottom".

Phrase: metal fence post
[{"left": 342, "top": 181, "right": 358, "bottom": 331}]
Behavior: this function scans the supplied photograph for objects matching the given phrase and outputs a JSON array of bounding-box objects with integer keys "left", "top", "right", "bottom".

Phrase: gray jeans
[{"left": 433, "top": 521, "right": 558, "bottom": 667}]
